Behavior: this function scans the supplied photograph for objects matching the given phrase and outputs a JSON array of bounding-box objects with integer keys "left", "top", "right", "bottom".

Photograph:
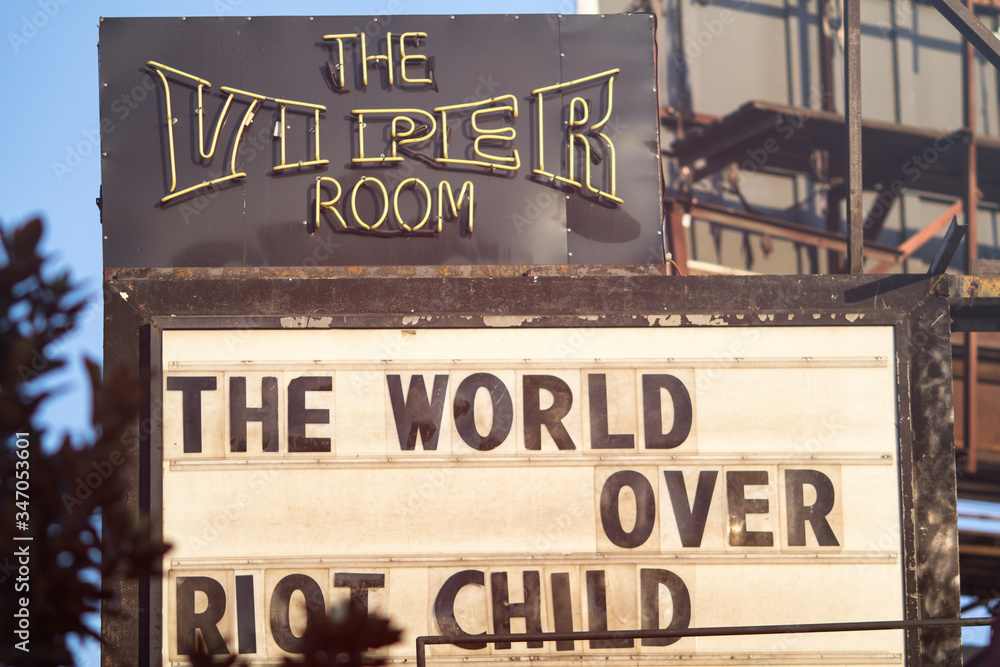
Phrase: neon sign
[{"left": 147, "top": 35, "right": 621, "bottom": 236}]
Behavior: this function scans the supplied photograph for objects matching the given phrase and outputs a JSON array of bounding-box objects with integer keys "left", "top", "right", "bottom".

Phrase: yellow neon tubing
[
  {"left": 530, "top": 68, "right": 621, "bottom": 95},
  {"left": 350, "top": 177, "right": 389, "bottom": 230},
  {"left": 434, "top": 94, "right": 519, "bottom": 113},
  {"left": 352, "top": 113, "right": 402, "bottom": 163},
  {"left": 434, "top": 96, "right": 519, "bottom": 170},
  {"left": 315, "top": 176, "right": 347, "bottom": 231},
  {"left": 437, "top": 180, "right": 474, "bottom": 234},
  {"left": 393, "top": 178, "right": 432, "bottom": 231},
  {"left": 533, "top": 91, "right": 546, "bottom": 176},
  {"left": 400, "top": 32, "right": 432, "bottom": 85},
  {"left": 373, "top": 31, "right": 393, "bottom": 86},
  {"left": 147, "top": 61, "right": 211, "bottom": 86},
  {"left": 556, "top": 96, "right": 589, "bottom": 188},
  {"left": 593, "top": 132, "right": 623, "bottom": 203},
  {"left": 438, "top": 110, "right": 453, "bottom": 160},
  {"left": 390, "top": 116, "right": 417, "bottom": 158},
  {"left": 145, "top": 62, "right": 228, "bottom": 162},
  {"left": 471, "top": 99, "right": 518, "bottom": 166},
  {"left": 351, "top": 109, "right": 436, "bottom": 163},
  {"left": 360, "top": 32, "right": 368, "bottom": 86},
  {"left": 274, "top": 106, "right": 329, "bottom": 172},
  {"left": 198, "top": 88, "right": 233, "bottom": 160},
  {"left": 147, "top": 62, "right": 247, "bottom": 203},
  {"left": 313, "top": 108, "right": 325, "bottom": 162},
  {"left": 569, "top": 96, "right": 589, "bottom": 127},
  {"left": 589, "top": 75, "right": 615, "bottom": 132},
  {"left": 322, "top": 33, "right": 358, "bottom": 89},
  {"left": 230, "top": 98, "right": 259, "bottom": 176},
  {"left": 149, "top": 67, "right": 177, "bottom": 194},
  {"left": 160, "top": 174, "right": 246, "bottom": 205}
]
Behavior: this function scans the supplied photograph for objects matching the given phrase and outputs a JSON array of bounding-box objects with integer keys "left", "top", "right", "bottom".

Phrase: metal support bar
[
  {"left": 931, "top": 0, "right": 1000, "bottom": 70},
  {"left": 962, "top": 0, "right": 981, "bottom": 474},
  {"left": 863, "top": 184, "right": 900, "bottom": 241},
  {"left": 845, "top": 0, "right": 864, "bottom": 274},
  {"left": 818, "top": 0, "right": 836, "bottom": 112},
  {"left": 928, "top": 215, "right": 969, "bottom": 274},
  {"left": 966, "top": 330, "right": 980, "bottom": 472},
  {"left": 666, "top": 201, "right": 690, "bottom": 274},
  {"left": 686, "top": 201, "right": 903, "bottom": 264},
  {"left": 415, "top": 617, "right": 993, "bottom": 667},
  {"left": 826, "top": 181, "right": 845, "bottom": 273},
  {"left": 869, "top": 200, "right": 963, "bottom": 273}
]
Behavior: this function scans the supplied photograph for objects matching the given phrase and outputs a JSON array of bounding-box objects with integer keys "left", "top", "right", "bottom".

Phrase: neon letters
[{"left": 146, "top": 32, "right": 622, "bottom": 236}]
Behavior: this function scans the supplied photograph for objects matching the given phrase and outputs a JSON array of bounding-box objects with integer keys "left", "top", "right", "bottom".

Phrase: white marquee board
[{"left": 160, "top": 325, "right": 905, "bottom": 665}]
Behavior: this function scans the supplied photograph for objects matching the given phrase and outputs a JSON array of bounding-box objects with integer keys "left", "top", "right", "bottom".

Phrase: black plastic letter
[
  {"left": 288, "top": 376, "right": 332, "bottom": 452},
  {"left": 785, "top": 469, "right": 840, "bottom": 546},
  {"left": 523, "top": 375, "right": 576, "bottom": 450},
  {"left": 454, "top": 373, "right": 513, "bottom": 451},
  {"left": 387, "top": 374, "right": 449, "bottom": 450},
  {"left": 166, "top": 376, "right": 217, "bottom": 453},
  {"left": 176, "top": 576, "right": 228, "bottom": 656},
  {"left": 642, "top": 374, "right": 692, "bottom": 449}
]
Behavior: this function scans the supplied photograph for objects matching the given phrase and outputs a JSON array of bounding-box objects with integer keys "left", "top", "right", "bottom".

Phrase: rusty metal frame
[
  {"left": 673, "top": 199, "right": 903, "bottom": 266},
  {"left": 932, "top": 0, "right": 1000, "bottom": 69},
  {"left": 844, "top": 0, "right": 864, "bottom": 274},
  {"left": 870, "top": 200, "right": 964, "bottom": 274},
  {"left": 103, "top": 267, "right": 963, "bottom": 667},
  {"left": 416, "top": 617, "right": 992, "bottom": 667}
]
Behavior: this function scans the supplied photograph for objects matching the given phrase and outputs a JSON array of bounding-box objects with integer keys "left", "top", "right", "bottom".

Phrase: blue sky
[{"left": 0, "top": 1, "right": 572, "bottom": 664}]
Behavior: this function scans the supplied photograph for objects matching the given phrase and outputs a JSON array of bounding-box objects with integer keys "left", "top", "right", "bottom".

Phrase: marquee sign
[
  {"left": 159, "top": 325, "right": 906, "bottom": 664},
  {"left": 98, "top": 16, "right": 662, "bottom": 268}
]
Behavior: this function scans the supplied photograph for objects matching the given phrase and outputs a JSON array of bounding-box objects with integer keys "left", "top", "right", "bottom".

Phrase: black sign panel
[{"left": 99, "top": 15, "right": 662, "bottom": 268}]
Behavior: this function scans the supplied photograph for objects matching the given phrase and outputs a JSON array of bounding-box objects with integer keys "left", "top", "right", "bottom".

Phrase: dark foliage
[
  {"left": 0, "top": 217, "right": 171, "bottom": 666},
  {"left": 0, "top": 218, "right": 400, "bottom": 666}
]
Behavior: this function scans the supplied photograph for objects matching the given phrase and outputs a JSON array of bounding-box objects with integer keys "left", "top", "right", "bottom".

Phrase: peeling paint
[
  {"left": 787, "top": 314, "right": 794, "bottom": 320},
  {"left": 813, "top": 313, "right": 822, "bottom": 320},
  {"left": 646, "top": 314, "right": 681, "bottom": 326},
  {"left": 687, "top": 314, "right": 727, "bottom": 326},
  {"left": 119, "top": 291, "right": 129, "bottom": 302},
  {"left": 401, "top": 316, "right": 425, "bottom": 326},
  {"left": 845, "top": 313, "right": 861, "bottom": 323},
  {"left": 483, "top": 315, "right": 538, "bottom": 327},
  {"left": 755, "top": 313, "right": 775, "bottom": 322},
  {"left": 280, "top": 316, "right": 334, "bottom": 328}
]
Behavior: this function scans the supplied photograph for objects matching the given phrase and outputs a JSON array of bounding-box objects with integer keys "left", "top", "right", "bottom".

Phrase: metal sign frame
[{"left": 101, "top": 268, "right": 961, "bottom": 667}]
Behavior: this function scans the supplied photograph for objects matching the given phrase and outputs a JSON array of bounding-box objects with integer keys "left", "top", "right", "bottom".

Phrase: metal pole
[
  {"left": 818, "top": 0, "right": 840, "bottom": 273},
  {"left": 415, "top": 617, "right": 994, "bottom": 667},
  {"left": 844, "top": 0, "right": 864, "bottom": 274},
  {"left": 962, "top": 0, "right": 980, "bottom": 473}
]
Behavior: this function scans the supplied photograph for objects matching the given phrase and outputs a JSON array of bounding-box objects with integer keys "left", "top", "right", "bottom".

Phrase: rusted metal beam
[
  {"left": 665, "top": 200, "right": 690, "bottom": 274},
  {"left": 415, "top": 618, "right": 992, "bottom": 667},
  {"left": 684, "top": 200, "right": 902, "bottom": 263},
  {"left": 863, "top": 184, "right": 900, "bottom": 241},
  {"left": 963, "top": 0, "right": 981, "bottom": 474},
  {"left": 826, "top": 181, "right": 846, "bottom": 273},
  {"left": 931, "top": 0, "right": 1000, "bottom": 70},
  {"left": 818, "top": 0, "right": 836, "bottom": 112},
  {"left": 928, "top": 216, "right": 969, "bottom": 274},
  {"left": 967, "top": 331, "right": 980, "bottom": 472},
  {"left": 869, "top": 200, "right": 963, "bottom": 273},
  {"left": 845, "top": 0, "right": 864, "bottom": 274}
]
